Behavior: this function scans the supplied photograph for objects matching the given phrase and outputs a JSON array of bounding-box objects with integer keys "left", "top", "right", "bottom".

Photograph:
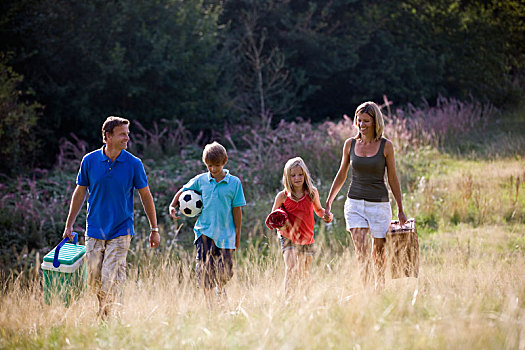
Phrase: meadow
[{"left": 0, "top": 97, "right": 524, "bottom": 349}]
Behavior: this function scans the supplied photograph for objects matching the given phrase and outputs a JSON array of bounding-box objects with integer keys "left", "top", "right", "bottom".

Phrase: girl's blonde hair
[
  {"left": 282, "top": 157, "right": 316, "bottom": 201},
  {"left": 353, "top": 101, "right": 384, "bottom": 141}
]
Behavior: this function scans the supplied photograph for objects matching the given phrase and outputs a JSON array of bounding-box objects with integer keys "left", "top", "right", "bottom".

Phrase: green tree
[
  {"left": 1, "top": 0, "right": 224, "bottom": 162},
  {"left": 0, "top": 54, "right": 42, "bottom": 175},
  {"left": 220, "top": 1, "right": 312, "bottom": 120},
  {"left": 220, "top": 0, "right": 364, "bottom": 121},
  {"left": 221, "top": 0, "right": 524, "bottom": 119}
]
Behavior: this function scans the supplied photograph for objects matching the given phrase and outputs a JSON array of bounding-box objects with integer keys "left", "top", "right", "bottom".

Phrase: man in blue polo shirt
[
  {"left": 62, "top": 116, "right": 160, "bottom": 318},
  {"left": 168, "top": 141, "right": 246, "bottom": 305}
]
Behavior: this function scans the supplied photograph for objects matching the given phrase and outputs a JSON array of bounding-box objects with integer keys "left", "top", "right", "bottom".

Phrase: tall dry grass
[
  {"left": 404, "top": 159, "right": 525, "bottom": 228},
  {"left": 1, "top": 97, "right": 524, "bottom": 348},
  {"left": 1, "top": 223, "right": 524, "bottom": 349}
]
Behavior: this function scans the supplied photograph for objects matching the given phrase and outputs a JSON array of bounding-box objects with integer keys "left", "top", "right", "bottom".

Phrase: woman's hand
[
  {"left": 323, "top": 209, "right": 333, "bottom": 223},
  {"left": 398, "top": 210, "right": 407, "bottom": 226},
  {"left": 323, "top": 204, "right": 333, "bottom": 223}
]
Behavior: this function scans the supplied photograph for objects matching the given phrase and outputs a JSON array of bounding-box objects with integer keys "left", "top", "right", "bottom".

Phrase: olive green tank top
[{"left": 347, "top": 138, "right": 389, "bottom": 202}]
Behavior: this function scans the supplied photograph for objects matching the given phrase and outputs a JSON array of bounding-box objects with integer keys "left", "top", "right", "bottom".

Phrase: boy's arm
[
  {"left": 168, "top": 188, "right": 184, "bottom": 220},
  {"left": 233, "top": 206, "right": 242, "bottom": 250}
]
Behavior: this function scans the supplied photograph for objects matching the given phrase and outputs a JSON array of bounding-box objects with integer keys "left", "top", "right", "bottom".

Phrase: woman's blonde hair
[
  {"left": 353, "top": 101, "right": 384, "bottom": 141},
  {"left": 282, "top": 157, "right": 316, "bottom": 201}
]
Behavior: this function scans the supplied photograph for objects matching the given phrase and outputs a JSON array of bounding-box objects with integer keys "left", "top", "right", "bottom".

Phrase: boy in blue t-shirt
[{"left": 169, "top": 141, "right": 246, "bottom": 304}]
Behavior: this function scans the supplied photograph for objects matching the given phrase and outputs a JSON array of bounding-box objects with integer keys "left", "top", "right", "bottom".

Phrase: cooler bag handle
[{"left": 53, "top": 232, "right": 78, "bottom": 268}]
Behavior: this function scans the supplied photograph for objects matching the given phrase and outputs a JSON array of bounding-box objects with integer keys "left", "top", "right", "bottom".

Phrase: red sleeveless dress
[{"left": 281, "top": 191, "right": 315, "bottom": 245}]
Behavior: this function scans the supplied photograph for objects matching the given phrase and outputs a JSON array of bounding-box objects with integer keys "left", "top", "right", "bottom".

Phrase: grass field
[
  {"left": 1, "top": 100, "right": 524, "bottom": 349},
  {"left": 1, "top": 158, "right": 524, "bottom": 349}
]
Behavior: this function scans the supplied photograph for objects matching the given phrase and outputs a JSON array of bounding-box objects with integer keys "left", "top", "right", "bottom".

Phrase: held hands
[{"left": 323, "top": 204, "right": 333, "bottom": 223}]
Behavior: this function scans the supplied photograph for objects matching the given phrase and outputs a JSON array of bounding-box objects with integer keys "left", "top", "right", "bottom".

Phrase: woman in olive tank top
[{"left": 324, "top": 101, "right": 407, "bottom": 289}]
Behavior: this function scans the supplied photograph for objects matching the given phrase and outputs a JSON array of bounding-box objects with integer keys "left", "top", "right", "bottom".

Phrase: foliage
[
  {"left": 1, "top": 0, "right": 523, "bottom": 167},
  {"left": 1, "top": 96, "right": 524, "bottom": 275},
  {"left": 385, "top": 95, "right": 495, "bottom": 149},
  {"left": 1, "top": 0, "right": 224, "bottom": 162},
  {"left": 221, "top": 0, "right": 524, "bottom": 121},
  {"left": 0, "top": 171, "right": 78, "bottom": 272},
  {"left": 219, "top": 1, "right": 307, "bottom": 119},
  {"left": 0, "top": 54, "right": 42, "bottom": 175}
]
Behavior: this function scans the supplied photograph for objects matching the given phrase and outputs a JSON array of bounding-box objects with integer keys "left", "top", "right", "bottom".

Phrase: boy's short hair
[
  {"left": 202, "top": 141, "right": 228, "bottom": 165},
  {"left": 102, "top": 116, "right": 130, "bottom": 143}
]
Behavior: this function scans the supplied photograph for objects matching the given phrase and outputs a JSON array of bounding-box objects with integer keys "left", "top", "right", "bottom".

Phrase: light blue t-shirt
[
  {"left": 77, "top": 146, "right": 148, "bottom": 240},
  {"left": 183, "top": 169, "right": 246, "bottom": 249}
]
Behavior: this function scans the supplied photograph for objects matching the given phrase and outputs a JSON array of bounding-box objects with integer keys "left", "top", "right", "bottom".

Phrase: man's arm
[
  {"left": 138, "top": 186, "right": 160, "bottom": 248},
  {"left": 233, "top": 206, "right": 242, "bottom": 250},
  {"left": 63, "top": 185, "right": 88, "bottom": 240}
]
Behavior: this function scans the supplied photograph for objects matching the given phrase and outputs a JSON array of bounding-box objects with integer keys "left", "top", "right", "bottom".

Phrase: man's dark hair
[{"left": 102, "top": 116, "right": 130, "bottom": 143}]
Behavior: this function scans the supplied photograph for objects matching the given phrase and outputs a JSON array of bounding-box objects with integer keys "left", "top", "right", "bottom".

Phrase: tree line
[{"left": 0, "top": 0, "right": 523, "bottom": 175}]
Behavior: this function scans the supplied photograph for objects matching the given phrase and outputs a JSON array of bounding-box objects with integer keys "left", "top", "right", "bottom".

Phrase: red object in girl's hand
[{"left": 265, "top": 209, "right": 288, "bottom": 229}]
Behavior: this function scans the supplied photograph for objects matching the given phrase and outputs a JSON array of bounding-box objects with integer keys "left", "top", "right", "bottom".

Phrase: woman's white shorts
[{"left": 344, "top": 198, "right": 392, "bottom": 238}]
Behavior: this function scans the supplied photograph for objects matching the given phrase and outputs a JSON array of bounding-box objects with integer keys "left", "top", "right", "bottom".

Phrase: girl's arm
[
  {"left": 384, "top": 139, "right": 407, "bottom": 225},
  {"left": 271, "top": 190, "right": 287, "bottom": 211},
  {"left": 312, "top": 188, "right": 333, "bottom": 223},
  {"left": 324, "top": 138, "right": 352, "bottom": 219},
  {"left": 269, "top": 191, "right": 290, "bottom": 230}
]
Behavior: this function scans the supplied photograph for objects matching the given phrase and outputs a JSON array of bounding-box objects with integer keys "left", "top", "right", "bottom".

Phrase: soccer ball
[{"left": 178, "top": 190, "right": 203, "bottom": 217}]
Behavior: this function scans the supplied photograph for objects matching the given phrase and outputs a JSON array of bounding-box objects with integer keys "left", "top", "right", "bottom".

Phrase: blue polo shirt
[
  {"left": 183, "top": 169, "right": 246, "bottom": 249},
  {"left": 77, "top": 146, "right": 148, "bottom": 240}
]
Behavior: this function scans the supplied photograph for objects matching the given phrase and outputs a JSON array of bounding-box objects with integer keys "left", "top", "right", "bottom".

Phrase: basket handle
[{"left": 53, "top": 232, "right": 78, "bottom": 268}]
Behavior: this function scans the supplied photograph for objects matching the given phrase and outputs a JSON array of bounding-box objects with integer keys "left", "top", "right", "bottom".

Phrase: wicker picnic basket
[{"left": 387, "top": 218, "right": 419, "bottom": 278}]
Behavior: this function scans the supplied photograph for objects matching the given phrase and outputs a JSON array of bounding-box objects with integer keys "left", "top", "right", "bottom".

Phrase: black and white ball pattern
[{"left": 178, "top": 190, "right": 203, "bottom": 217}]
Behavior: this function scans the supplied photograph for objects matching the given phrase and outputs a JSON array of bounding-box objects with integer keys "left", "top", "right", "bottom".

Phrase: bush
[{"left": 0, "top": 55, "right": 42, "bottom": 175}]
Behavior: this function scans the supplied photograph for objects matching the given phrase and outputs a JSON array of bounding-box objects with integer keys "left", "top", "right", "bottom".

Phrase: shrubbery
[
  {"left": 1, "top": 97, "right": 524, "bottom": 274},
  {"left": 1, "top": 0, "right": 523, "bottom": 171}
]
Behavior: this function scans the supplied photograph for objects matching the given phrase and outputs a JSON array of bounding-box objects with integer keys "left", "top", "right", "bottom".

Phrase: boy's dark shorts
[
  {"left": 195, "top": 235, "right": 234, "bottom": 290},
  {"left": 279, "top": 235, "right": 315, "bottom": 256}
]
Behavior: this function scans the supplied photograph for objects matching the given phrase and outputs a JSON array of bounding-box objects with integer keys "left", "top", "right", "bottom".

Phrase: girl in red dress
[{"left": 269, "top": 157, "right": 333, "bottom": 296}]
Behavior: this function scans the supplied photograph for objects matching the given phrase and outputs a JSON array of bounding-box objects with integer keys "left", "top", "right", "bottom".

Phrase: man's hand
[
  {"left": 149, "top": 230, "right": 160, "bottom": 249},
  {"left": 62, "top": 227, "right": 75, "bottom": 240}
]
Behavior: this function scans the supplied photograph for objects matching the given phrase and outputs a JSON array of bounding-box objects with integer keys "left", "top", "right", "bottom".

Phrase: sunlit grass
[
  {"left": 402, "top": 158, "right": 525, "bottom": 230},
  {"left": 1, "top": 101, "right": 524, "bottom": 349},
  {"left": 1, "top": 222, "right": 524, "bottom": 349}
]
